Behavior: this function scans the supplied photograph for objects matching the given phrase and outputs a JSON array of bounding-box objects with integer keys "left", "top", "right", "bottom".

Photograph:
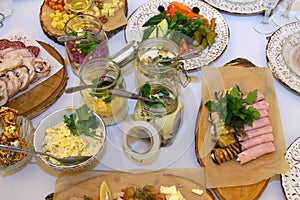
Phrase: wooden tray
[
  {"left": 195, "top": 58, "right": 269, "bottom": 200},
  {"left": 5, "top": 41, "right": 67, "bottom": 119},
  {"left": 39, "top": 0, "right": 128, "bottom": 45},
  {"left": 49, "top": 171, "right": 215, "bottom": 200}
]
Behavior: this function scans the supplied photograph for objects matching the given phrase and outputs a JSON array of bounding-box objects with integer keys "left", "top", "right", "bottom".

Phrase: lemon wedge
[{"left": 100, "top": 181, "right": 113, "bottom": 200}]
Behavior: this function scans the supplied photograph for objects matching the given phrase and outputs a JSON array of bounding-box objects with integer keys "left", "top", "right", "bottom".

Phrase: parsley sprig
[
  {"left": 69, "top": 30, "right": 101, "bottom": 57},
  {"left": 63, "top": 105, "right": 102, "bottom": 140},
  {"left": 205, "top": 86, "right": 261, "bottom": 136}
]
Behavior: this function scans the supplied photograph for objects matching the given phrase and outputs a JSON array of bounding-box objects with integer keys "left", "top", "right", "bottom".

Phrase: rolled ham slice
[
  {"left": 237, "top": 142, "right": 275, "bottom": 165},
  {"left": 243, "top": 91, "right": 265, "bottom": 102},
  {"left": 240, "top": 133, "right": 274, "bottom": 150},
  {"left": 244, "top": 117, "right": 270, "bottom": 131},
  {"left": 258, "top": 109, "right": 269, "bottom": 118},
  {"left": 240, "top": 124, "right": 273, "bottom": 141},
  {"left": 246, "top": 99, "right": 269, "bottom": 110}
]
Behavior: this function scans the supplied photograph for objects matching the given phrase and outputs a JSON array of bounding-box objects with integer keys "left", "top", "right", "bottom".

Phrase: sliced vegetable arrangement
[{"left": 142, "top": 1, "right": 217, "bottom": 51}]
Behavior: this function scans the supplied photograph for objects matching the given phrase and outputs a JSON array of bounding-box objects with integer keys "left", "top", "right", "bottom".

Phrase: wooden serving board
[
  {"left": 39, "top": 0, "right": 128, "bottom": 45},
  {"left": 5, "top": 41, "right": 67, "bottom": 119},
  {"left": 52, "top": 171, "right": 215, "bottom": 200},
  {"left": 195, "top": 58, "right": 269, "bottom": 200}
]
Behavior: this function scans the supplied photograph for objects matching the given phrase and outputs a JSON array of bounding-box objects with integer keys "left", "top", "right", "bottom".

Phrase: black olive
[
  {"left": 192, "top": 7, "right": 200, "bottom": 13},
  {"left": 158, "top": 5, "right": 165, "bottom": 12}
]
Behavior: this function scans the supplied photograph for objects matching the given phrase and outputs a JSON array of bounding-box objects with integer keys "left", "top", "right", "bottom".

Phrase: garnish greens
[
  {"left": 63, "top": 105, "right": 101, "bottom": 140},
  {"left": 204, "top": 86, "right": 260, "bottom": 136},
  {"left": 139, "top": 82, "right": 170, "bottom": 107},
  {"left": 69, "top": 30, "right": 101, "bottom": 57},
  {"left": 143, "top": 11, "right": 203, "bottom": 43},
  {"left": 89, "top": 76, "right": 114, "bottom": 103}
]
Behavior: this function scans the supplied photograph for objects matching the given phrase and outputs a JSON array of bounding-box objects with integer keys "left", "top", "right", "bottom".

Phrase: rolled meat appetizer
[
  {"left": 237, "top": 142, "right": 275, "bottom": 165},
  {"left": 240, "top": 133, "right": 274, "bottom": 150}
]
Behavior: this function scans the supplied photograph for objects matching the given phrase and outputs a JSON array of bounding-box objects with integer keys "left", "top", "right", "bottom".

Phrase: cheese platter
[{"left": 39, "top": 0, "right": 128, "bottom": 44}]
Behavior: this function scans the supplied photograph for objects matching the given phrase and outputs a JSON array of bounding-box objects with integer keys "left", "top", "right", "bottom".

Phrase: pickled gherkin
[
  {"left": 206, "top": 31, "right": 216, "bottom": 47},
  {"left": 192, "top": 24, "right": 216, "bottom": 49}
]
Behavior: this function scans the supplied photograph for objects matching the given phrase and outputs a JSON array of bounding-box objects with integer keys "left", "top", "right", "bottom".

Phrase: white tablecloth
[{"left": 0, "top": 0, "right": 299, "bottom": 199}]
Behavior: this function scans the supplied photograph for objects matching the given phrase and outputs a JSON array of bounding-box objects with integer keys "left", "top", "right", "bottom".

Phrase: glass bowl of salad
[
  {"left": 33, "top": 105, "right": 106, "bottom": 173},
  {"left": 0, "top": 107, "right": 35, "bottom": 177},
  {"left": 64, "top": 14, "right": 110, "bottom": 76}
]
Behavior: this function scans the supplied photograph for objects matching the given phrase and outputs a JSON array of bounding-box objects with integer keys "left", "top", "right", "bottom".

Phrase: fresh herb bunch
[
  {"left": 89, "top": 76, "right": 114, "bottom": 103},
  {"left": 205, "top": 86, "right": 260, "bottom": 136},
  {"left": 134, "top": 185, "right": 165, "bottom": 200},
  {"left": 69, "top": 30, "right": 101, "bottom": 57},
  {"left": 63, "top": 105, "right": 102, "bottom": 140},
  {"left": 139, "top": 82, "right": 170, "bottom": 107}
]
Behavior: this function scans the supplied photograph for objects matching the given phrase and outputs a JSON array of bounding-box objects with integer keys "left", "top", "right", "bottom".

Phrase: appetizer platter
[
  {"left": 51, "top": 170, "right": 215, "bottom": 200},
  {"left": 195, "top": 58, "right": 289, "bottom": 200},
  {"left": 202, "top": 0, "right": 264, "bottom": 15},
  {"left": 281, "top": 137, "right": 300, "bottom": 200},
  {"left": 0, "top": 27, "right": 67, "bottom": 119},
  {"left": 266, "top": 21, "right": 300, "bottom": 96},
  {"left": 39, "top": 0, "right": 128, "bottom": 44},
  {"left": 124, "top": 0, "right": 229, "bottom": 71}
]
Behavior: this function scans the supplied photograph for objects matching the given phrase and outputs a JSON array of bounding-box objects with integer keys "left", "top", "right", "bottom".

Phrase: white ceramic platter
[
  {"left": 281, "top": 137, "right": 300, "bottom": 200},
  {"left": 266, "top": 22, "right": 300, "bottom": 95},
  {"left": 124, "top": 0, "right": 230, "bottom": 71},
  {"left": 203, "top": 0, "right": 264, "bottom": 14}
]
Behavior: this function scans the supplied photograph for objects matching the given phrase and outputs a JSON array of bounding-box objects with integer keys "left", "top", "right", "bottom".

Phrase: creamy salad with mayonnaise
[{"left": 42, "top": 105, "right": 104, "bottom": 165}]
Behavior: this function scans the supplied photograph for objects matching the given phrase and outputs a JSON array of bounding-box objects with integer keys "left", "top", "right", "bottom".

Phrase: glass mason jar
[
  {"left": 135, "top": 37, "right": 190, "bottom": 90},
  {"left": 133, "top": 79, "right": 183, "bottom": 147},
  {"left": 79, "top": 58, "right": 127, "bottom": 126},
  {"left": 64, "top": 14, "right": 109, "bottom": 76}
]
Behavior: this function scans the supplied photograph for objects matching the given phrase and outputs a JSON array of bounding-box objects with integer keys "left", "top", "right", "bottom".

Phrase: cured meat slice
[
  {"left": 3, "top": 48, "right": 35, "bottom": 59},
  {"left": 27, "top": 46, "right": 40, "bottom": 57},
  {"left": 244, "top": 117, "right": 270, "bottom": 131},
  {"left": 240, "top": 133, "right": 274, "bottom": 150},
  {"left": 240, "top": 124, "right": 273, "bottom": 141},
  {"left": 0, "top": 79, "right": 8, "bottom": 106},
  {"left": 0, "top": 39, "right": 13, "bottom": 50},
  {"left": 246, "top": 99, "right": 269, "bottom": 110},
  {"left": 237, "top": 142, "right": 275, "bottom": 165},
  {"left": 0, "top": 47, "right": 14, "bottom": 58},
  {"left": 258, "top": 109, "right": 268, "bottom": 118}
]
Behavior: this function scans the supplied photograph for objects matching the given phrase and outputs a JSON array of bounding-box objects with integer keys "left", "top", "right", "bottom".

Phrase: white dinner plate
[
  {"left": 266, "top": 22, "right": 300, "bottom": 95},
  {"left": 203, "top": 0, "right": 264, "bottom": 14},
  {"left": 281, "top": 137, "right": 300, "bottom": 200},
  {"left": 124, "top": 0, "right": 230, "bottom": 71}
]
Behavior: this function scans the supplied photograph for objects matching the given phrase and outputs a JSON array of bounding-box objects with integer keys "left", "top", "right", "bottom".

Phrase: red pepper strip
[
  {"left": 169, "top": 1, "right": 192, "bottom": 13},
  {"left": 167, "top": 6, "right": 191, "bottom": 20},
  {"left": 186, "top": 12, "right": 205, "bottom": 21}
]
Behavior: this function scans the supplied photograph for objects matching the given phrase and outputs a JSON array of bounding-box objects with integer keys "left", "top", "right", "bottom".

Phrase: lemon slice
[{"left": 100, "top": 181, "right": 113, "bottom": 200}]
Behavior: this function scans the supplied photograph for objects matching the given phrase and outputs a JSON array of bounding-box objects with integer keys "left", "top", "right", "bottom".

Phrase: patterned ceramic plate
[
  {"left": 124, "top": 0, "right": 230, "bottom": 71},
  {"left": 281, "top": 137, "right": 300, "bottom": 200},
  {"left": 203, "top": 0, "right": 264, "bottom": 14},
  {"left": 266, "top": 22, "right": 300, "bottom": 95}
]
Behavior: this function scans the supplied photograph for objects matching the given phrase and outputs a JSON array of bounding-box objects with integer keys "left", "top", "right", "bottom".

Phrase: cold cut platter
[
  {"left": 195, "top": 58, "right": 289, "bottom": 200},
  {"left": 0, "top": 27, "right": 67, "bottom": 119}
]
